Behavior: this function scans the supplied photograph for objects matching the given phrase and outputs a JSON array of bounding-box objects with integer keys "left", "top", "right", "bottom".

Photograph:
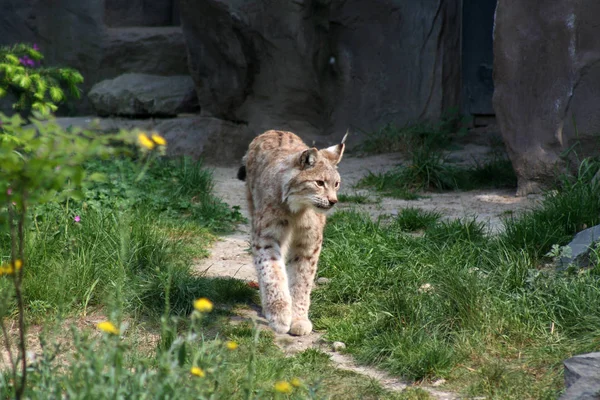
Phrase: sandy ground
[{"left": 193, "top": 148, "right": 541, "bottom": 399}]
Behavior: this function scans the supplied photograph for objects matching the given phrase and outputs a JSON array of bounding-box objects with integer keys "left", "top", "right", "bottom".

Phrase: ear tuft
[
  {"left": 299, "top": 148, "right": 319, "bottom": 169},
  {"left": 322, "top": 131, "right": 348, "bottom": 165}
]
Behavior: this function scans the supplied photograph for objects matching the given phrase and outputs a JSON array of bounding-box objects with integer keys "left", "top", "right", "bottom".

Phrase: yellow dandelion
[
  {"left": 13, "top": 259, "right": 22, "bottom": 270},
  {"left": 225, "top": 341, "right": 238, "bottom": 350},
  {"left": 151, "top": 133, "right": 166, "bottom": 146},
  {"left": 274, "top": 381, "right": 293, "bottom": 394},
  {"left": 0, "top": 265, "right": 11, "bottom": 276},
  {"left": 137, "top": 133, "right": 155, "bottom": 150},
  {"left": 193, "top": 298, "right": 213, "bottom": 313},
  {"left": 290, "top": 377, "right": 302, "bottom": 388},
  {"left": 96, "top": 321, "right": 120, "bottom": 335},
  {"left": 190, "top": 366, "right": 205, "bottom": 377}
]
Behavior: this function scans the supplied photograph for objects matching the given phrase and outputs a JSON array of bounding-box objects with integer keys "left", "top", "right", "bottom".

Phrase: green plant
[
  {"left": 357, "top": 156, "right": 516, "bottom": 198},
  {"left": 0, "top": 113, "right": 161, "bottom": 398},
  {"left": 338, "top": 193, "right": 379, "bottom": 204},
  {"left": 358, "top": 109, "right": 467, "bottom": 155},
  {"left": 0, "top": 43, "right": 83, "bottom": 116},
  {"left": 312, "top": 172, "right": 600, "bottom": 398},
  {"left": 393, "top": 208, "right": 441, "bottom": 232}
]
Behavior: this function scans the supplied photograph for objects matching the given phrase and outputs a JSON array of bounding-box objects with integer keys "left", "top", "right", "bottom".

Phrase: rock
[
  {"left": 559, "top": 225, "right": 600, "bottom": 268},
  {"left": 0, "top": 1, "right": 37, "bottom": 47},
  {"left": 316, "top": 277, "right": 331, "bottom": 286},
  {"left": 104, "top": 0, "right": 175, "bottom": 27},
  {"left": 100, "top": 27, "right": 189, "bottom": 80},
  {"left": 432, "top": 378, "right": 446, "bottom": 387},
  {"left": 178, "top": 0, "right": 461, "bottom": 140},
  {"left": 332, "top": 341, "right": 346, "bottom": 352},
  {"left": 154, "top": 117, "right": 253, "bottom": 164},
  {"left": 88, "top": 74, "right": 198, "bottom": 117},
  {"left": 493, "top": 0, "right": 600, "bottom": 195},
  {"left": 35, "top": 0, "right": 106, "bottom": 90},
  {"left": 49, "top": 116, "right": 252, "bottom": 165},
  {"left": 560, "top": 352, "right": 600, "bottom": 400}
]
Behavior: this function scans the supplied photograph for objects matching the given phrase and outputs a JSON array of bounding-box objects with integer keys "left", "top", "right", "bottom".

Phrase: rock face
[
  {"left": 561, "top": 353, "right": 600, "bottom": 399},
  {"left": 51, "top": 116, "right": 252, "bottom": 165},
  {"left": 494, "top": 1, "right": 600, "bottom": 195},
  {"left": 88, "top": 74, "right": 198, "bottom": 117},
  {"left": 100, "top": 27, "right": 189, "bottom": 80},
  {"left": 35, "top": 0, "right": 107, "bottom": 93},
  {"left": 104, "top": 0, "right": 176, "bottom": 27},
  {"left": 178, "top": 0, "right": 461, "bottom": 143}
]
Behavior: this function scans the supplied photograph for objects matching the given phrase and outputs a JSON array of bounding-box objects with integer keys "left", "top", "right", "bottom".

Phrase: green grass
[
  {"left": 357, "top": 110, "right": 466, "bottom": 155},
  {"left": 312, "top": 170, "right": 600, "bottom": 399},
  {"left": 0, "top": 157, "right": 250, "bottom": 321},
  {"left": 357, "top": 115, "right": 516, "bottom": 197},
  {"left": 357, "top": 157, "right": 517, "bottom": 199},
  {"left": 338, "top": 193, "right": 379, "bottom": 204},
  {"left": 4, "top": 315, "right": 414, "bottom": 400}
]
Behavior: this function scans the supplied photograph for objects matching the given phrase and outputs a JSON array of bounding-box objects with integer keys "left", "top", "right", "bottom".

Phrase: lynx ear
[
  {"left": 299, "top": 148, "right": 319, "bottom": 169},
  {"left": 322, "top": 130, "right": 348, "bottom": 165}
]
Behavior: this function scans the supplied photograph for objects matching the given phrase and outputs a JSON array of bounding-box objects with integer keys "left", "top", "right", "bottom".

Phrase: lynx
[{"left": 238, "top": 130, "right": 346, "bottom": 336}]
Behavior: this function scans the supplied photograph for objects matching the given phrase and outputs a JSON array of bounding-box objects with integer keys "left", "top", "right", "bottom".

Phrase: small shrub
[{"left": 0, "top": 43, "right": 83, "bottom": 116}]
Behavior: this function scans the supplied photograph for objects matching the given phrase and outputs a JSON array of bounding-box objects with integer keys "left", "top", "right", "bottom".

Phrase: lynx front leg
[
  {"left": 253, "top": 219, "right": 292, "bottom": 334},
  {"left": 287, "top": 226, "right": 323, "bottom": 336}
]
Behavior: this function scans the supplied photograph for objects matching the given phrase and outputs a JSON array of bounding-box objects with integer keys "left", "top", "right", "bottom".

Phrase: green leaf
[
  {"left": 87, "top": 172, "right": 107, "bottom": 183},
  {"left": 49, "top": 86, "right": 63, "bottom": 102},
  {"left": 5, "top": 54, "right": 19, "bottom": 65}
]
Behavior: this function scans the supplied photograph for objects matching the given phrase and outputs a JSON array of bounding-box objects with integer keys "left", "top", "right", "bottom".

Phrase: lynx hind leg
[
  {"left": 253, "top": 222, "right": 292, "bottom": 334},
  {"left": 287, "top": 228, "right": 323, "bottom": 336}
]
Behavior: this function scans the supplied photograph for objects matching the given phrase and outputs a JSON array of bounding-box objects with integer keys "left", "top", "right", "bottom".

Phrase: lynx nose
[{"left": 328, "top": 198, "right": 338, "bottom": 207}]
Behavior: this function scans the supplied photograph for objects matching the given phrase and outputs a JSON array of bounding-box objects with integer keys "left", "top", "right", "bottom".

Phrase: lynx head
[{"left": 284, "top": 133, "right": 347, "bottom": 214}]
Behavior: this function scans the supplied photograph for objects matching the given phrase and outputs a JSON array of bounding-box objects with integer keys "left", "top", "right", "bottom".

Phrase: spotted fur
[{"left": 239, "top": 130, "right": 346, "bottom": 335}]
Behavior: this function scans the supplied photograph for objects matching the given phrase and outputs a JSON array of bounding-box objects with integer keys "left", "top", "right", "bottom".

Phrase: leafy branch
[{"left": 0, "top": 43, "right": 83, "bottom": 116}]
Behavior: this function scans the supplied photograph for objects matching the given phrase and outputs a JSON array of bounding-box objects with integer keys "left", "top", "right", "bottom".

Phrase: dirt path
[{"left": 195, "top": 150, "right": 540, "bottom": 399}]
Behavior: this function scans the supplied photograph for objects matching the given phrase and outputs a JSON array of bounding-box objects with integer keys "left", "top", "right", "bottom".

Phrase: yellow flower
[
  {"left": 225, "top": 341, "right": 238, "bottom": 350},
  {"left": 193, "top": 298, "right": 213, "bottom": 313},
  {"left": 97, "top": 321, "right": 120, "bottom": 335},
  {"left": 137, "top": 133, "right": 155, "bottom": 150},
  {"left": 0, "top": 260, "right": 22, "bottom": 276},
  {"left": 0, "top": 265, "right": 11, "bottom": 276},
  {"left": 290, "top": 377, "right": 302, "bottom": 387},
  {"left": 190, "top": 366, "right": 205, "bottom": 377},
  {"left": 151, "top": 133, "right": 166, "bottom": 146},
  {"left": 274, "top": 381, "right": 293, "bottom": 394}
]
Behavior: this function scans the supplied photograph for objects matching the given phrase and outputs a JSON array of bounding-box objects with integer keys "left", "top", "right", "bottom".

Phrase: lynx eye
[
  {"left": 334, "top": 181, "right": 340, "bottom": 188},
  {"left": 315, "top": 180, "right": 325, "bottom": 187}
]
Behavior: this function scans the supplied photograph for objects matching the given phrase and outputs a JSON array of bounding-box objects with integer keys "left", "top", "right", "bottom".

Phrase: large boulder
[
  {"left": 561, "top": 353, "right": 600, "bottom": 399},
  {"left": 88, "top": 73, "right": 198, "bottom": 117},
  {"left": 494, "top": 1, "right": 600, "bottom": 195},
  {"left": 104, "top": 0, "right": 175, "bottom": 27},
  {"left": 178, "top": 0, "right": 461, "bottom": 143},
  {"left": 154, "top": 117, "right": 253, "bottom": 164},
  {"left": 35, "top": 0, "right": 106, "bottom": 92},
  {"left": 100, "top": 27, "right": 189, "bottom": 80},
  {"left": 51, "top": 116, "right": 252, "bottom": 165},
  {"left": 0, "top": 0, "right": 37, "bottom": 47}
]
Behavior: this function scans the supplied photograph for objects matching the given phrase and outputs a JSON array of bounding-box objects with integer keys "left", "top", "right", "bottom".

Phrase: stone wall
[
  {"left": 0, "top": 0, "right": 462, "bottom": 160},
  {"left": 493, "top": 0, "right": 600, "bottom": 195},
  {"left": 179, "top": 0, "right": 462, "bottom": 145}
]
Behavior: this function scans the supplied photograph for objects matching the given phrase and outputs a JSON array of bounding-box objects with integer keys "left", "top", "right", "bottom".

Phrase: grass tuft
[{"left": 314, "top": 163, "right": 600, "bottom": 397}]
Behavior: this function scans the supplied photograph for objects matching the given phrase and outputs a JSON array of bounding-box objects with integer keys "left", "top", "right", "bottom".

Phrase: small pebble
[
  {"left": 316, "top": 277, "right": 331, "bottom": 285},
  {"left": 332, "top": 341, "right": 346, "bottom": 352},
  {"left": 432, "top": 378, "right": 446, "bottom": 387}
]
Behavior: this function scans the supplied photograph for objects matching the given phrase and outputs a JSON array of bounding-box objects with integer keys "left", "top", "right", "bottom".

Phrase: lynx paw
[
  {"left": 289, "top": 319, "right": 313, "bottom": 336},
  {"left": 266, "top": 312, "right": 292, "bottom": 334}
]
